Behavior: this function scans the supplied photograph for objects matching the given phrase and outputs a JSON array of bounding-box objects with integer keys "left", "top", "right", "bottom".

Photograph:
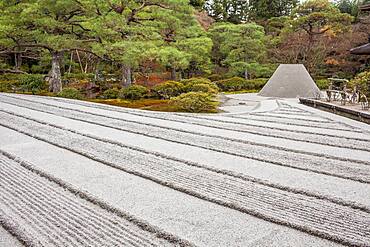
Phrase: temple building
[{"left": 350, "top": 4, "right": 370, "bottom": 55}]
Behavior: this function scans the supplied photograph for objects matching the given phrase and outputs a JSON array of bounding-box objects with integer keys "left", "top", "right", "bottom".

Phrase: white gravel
[
  {"left": 0, "top": 127, "right": 341, "bottom": 247},
  {"left": 0, "top": 92, "right": 369, "bottom": 247},
  {"left": 0, "top": 225, "right": 22, "bottom": 247},
  {"left": 7, "top": 93, "right": 368, "bottom": 162}
]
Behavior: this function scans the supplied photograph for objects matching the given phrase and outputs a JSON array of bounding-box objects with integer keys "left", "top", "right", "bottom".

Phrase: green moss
[
  {"left": 57, "top": 88, "right": 83, "bottom": 99},
  {"left": 101, "top": 88, "right": 119, "bottom": 99},
  {"left": 119, "top": 85, "right": 149, "bottom": 100}
]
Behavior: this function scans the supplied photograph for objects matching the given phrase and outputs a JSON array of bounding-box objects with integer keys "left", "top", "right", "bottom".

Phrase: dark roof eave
[{"left": 350, "top": 43, "right": 370, "bottom": 55}]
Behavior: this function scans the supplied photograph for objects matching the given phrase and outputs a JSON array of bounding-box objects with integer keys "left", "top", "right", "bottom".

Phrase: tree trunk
[
  {"left": 48, "top": 51, "right": 63, "bottom": 93},
  {"left": 244, "top": 69, "right": 248, "bottom": 80},
  {"left": 170, "top": 67, "right": 177, "bottom": 80},
  {"left": 94, "top": 60, "right": 103, "bottom": 82},
  {"left": 14, "top": 53, "right": 22, "bottom": 71},
  {"left": 121, "top": 65, "right": 132, "bottom": 87}
]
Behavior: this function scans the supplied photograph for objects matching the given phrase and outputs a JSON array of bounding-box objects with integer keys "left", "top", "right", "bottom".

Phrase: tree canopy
[{"left": 0, "top": 0, "right": 369, "bottom": 93}]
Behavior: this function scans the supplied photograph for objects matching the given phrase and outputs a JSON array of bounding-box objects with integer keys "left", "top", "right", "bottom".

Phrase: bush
[
  {"left": 207, "top": 74, "right": 223, "bottom": 82},
  {"left": 119, "top": 85, "right": 149, "bottom": 100},
  {"left": 249, "top": 78, "right": 268, "bottom": 90},
  {"left": 57, "top": 88, "right": 83, "bottom": 99},
  {"left": 186, "top": 83, "right": 219, "bottom": 94},
  {"left": 152, "top": 81, "right": 184, "bottom": 99},
  {"left": 215, "top": 77, "right": 267, "bottom": 92},
  {"left": 350, "top": 71, "right": 370, "bottom": 97},
  {"left": 0, "top": 74, "right": 23, "bottom": 83},
  {"left": 227, "top": 63, "right": 276, "bottom": 79},
  {"left": 170, "top": 92, "right": 218, "bottom": 113},
  {"left": 102, "top": 88, "right": 119, "bottom": 99},
  {"left": 215, "top": 77, "right": 248, "bottom": 91},
  {"left": 0, "top": 82, "right": 9, "bottom": 92},
  {"left": 315, "top": 79, "right": 330, "bottom": 90},
  {"left": 19, "top": 74, "right": 46, "bottom": 94},
  {"left": 181, "top": 77, "right": 211, "bottom": 86},
  {"left": 63, "top": 73, "right": 94, "bottom": 81},
  {"left": 0, "top": 74, "right": 23, "bottom": 92},
  {"left": 181, "top": 77, "right": 219, "bottom": 94}
]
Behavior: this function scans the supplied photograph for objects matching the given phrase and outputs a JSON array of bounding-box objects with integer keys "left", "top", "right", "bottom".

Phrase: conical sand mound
[{"left": 259, "top": 64, "right": 320, "bottom": 98}]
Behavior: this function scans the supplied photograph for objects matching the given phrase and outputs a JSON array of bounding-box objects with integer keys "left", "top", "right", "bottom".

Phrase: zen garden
[{"left": 0, "top": 1, "right": 370, "bottom": 247}]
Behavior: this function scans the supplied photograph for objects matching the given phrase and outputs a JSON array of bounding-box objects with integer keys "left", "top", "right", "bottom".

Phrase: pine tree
[
  {"left": 204, "top": 0, "right": 249, "bottom": 24},
  {"left": 86, "top": 0, "right": 211, "bottom": 84},
  {"left": 249, "top": 0, "right": 299, "bottom": 20},
  {"left": 209, "top": 22, "right": 267, "bottom": 78},
  {"left": 0, "top": 0, "right": 94, "bottom": 92}
]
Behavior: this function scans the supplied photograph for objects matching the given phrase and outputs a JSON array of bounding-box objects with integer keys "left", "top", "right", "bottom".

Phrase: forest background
[{"left": 0, "top": 0, "right": 369, "bottom": 112}]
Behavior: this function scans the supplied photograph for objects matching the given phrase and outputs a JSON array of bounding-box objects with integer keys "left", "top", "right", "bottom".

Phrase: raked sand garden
[{"left": 0, "top": 92, "right": 369, "bottom": 247}]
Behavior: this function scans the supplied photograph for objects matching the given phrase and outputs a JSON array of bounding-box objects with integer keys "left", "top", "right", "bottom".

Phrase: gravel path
[{"left": 0, "top": 93, "right": 369, "bottom": 247}]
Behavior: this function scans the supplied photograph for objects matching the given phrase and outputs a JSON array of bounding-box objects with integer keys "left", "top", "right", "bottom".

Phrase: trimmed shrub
[
  {"left": 57, "top": 88, "right": 83, "bottom": 99},
  {"left": 0, "top": 81, "right": 14, "bottom": 92},
  {"left": 315, "top": 79, "right": 330, "bottom": 90},
  {"left": 181, "top": 77, "right": 211, "bottom": 86},
  {"left": 350, "top": 71, "right": 370, "bottom": 97},
  {"left": 119, "top": 85, "right": 149, "bottom": 100},
  {"left": 102, "top": 88, "right": 119, "bottom": 99},
  {"left": 0, "top": 74, "right": 23, "bottom": 83},
  {"left": 207, "top": 74, "right": 223, "bottom": 82},
  {"left": 0, "top": 74, "right": 23, "bottom": 92},
  {"left": 0, "top": 74, "right": 48, "bottom": 94},
  {"left": 215, "top": 77, "right": 267, "bottom": 92},
  {"left": 186, "top": 83, "right": 219, "bottom": 94},
  {"left": 215, "top": 77, "right": 248, "bottom": 91},
  {"left": 170, "top": 92, "right": 218, "bottom": 113},
  {"left": 19, "top": 74, "right": 46, "bottom": 94},
  {"left": 249, "top": 78, "right": 268, "bottom": 90},
  {"left": 182, "top": 77, "right": 219, "bottom": 94},
  {"left": 152, "top": 81, "right": 184, "bottom": 99}
]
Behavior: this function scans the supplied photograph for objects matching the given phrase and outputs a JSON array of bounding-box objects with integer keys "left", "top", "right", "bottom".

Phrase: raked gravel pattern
[
  {"left": 3, "top": 94, "right": 367, "bottom": 151},
  {"left": 6, "top": 93, "right": 360, "bottom": 133},
  {"left": 0, "top": 95, "right": 369, "bottom": 184},
  {"left": 0, "top": 152, "right": 191, "bottom": 247},
  {"left": 1, "top": 93, "right": 370, "bottom": 247},
  {"left": 0, "top": 108, "right": 370, "bottom": 246}
]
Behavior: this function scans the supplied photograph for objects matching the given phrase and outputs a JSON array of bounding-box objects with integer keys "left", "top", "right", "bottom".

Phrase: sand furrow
[
  {"left": 0, "top": 154, "right": 187, "bottom": 247},
  {"left": 0, "top": 164, "right": 151, "bottom": 247},
  {"left": 0, "top": 186, "right": 89, "bottom": 247},
  {"left": 272, "top": 110, "right": 313, "bottom": 116},
  {"left": 0, "top": 169, "right": 151, "bottom": 247},
  {"left": 1, "top": 108, "right": 369, "bottom": 203},
  {"left": 227, "top": 114, "right": 356, "bottom": 131},
  {"left": 1, "top": 93, "right": 359, "bottom": 135},
  {"left": 0, "top": 96, "right": 370, "bottom": 182},
  {"left": 182, "top": 114, "right": 364, "bottom": 139},
  {"left": 35, "top": 93, "right": 357, "bottom": 132},
  {"left": 0, "top": 111, "right": 369, "bottom": 246},
  {"left": 249, "top": 112, "right": 331, "bottom": 122},
  {"left": 3, "top": 93, "right": 370, "bottom": 151}
]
